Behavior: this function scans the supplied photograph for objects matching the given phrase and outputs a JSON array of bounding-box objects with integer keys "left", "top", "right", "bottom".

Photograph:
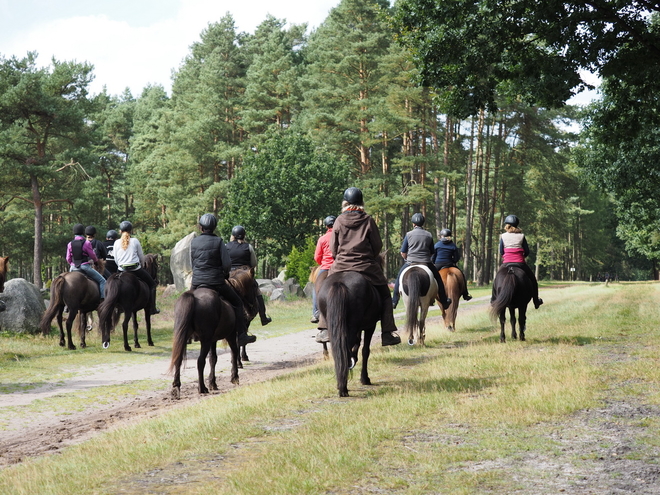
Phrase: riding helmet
[
  {"left": 324, "top": 215, "right": 336, "bottom": 228},
  {"left": 504, "top": 214, "right": 519, "bottom": 227},
  {"left": 85, "top": 225, "right": 96, "bottom": 236},
  {"left": 106, "top": 230, "right": 119, "bottom": 240},
  {"left": 199, "top": 213, "right": 217, "bottom": 232},
  {"left": 232, "top": 225, "right": 246, "bottom": 240},
  {"left": 411, "top": 213, "right": 425, "bottom": 226},
  {"left": 343, "top": 187, "right": 363, "bottom": 205},
  {"left": 119, "top": 220, "right": 133, "bottom": 233},
  {"left": 73, "top": 223, "right": 85, "bottom": 235},
  {"left": 440, "top": 228, "right": 452, "bottom": 238}
]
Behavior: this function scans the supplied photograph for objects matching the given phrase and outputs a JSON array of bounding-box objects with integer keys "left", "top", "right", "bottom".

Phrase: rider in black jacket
[{"left": 190, "top": 214, "right": 256, "bottom": 346}]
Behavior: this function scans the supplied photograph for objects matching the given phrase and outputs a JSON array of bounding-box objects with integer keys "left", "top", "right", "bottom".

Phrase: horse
[
  {"left": 169, "top": 288, "right": 240, "bottom": 398},
  {"left": 490, "top": 264, "right": 533, "bottom": 343},
  {"left": 97, "top": 254, "right": 159, "bottom": 351},
  {"left": 0, "top": 255, "right": 8, "bottom": 293},
  {"left": 39, "top": 271, "right": 101, "bottom": 350},
  {"left": 318, "top": 271, "right": 381, "bottom": 397},
  {"left": 399, "top": 264, "right": 438, "bottom": 346},
  {"left": 227, "top": 266, "right": 260, "bottom": 367},
  {"left": 439, "top": 267, "right": 467, "bottom": 332},
  {"left": 310, "top": 265, "right": 331, "bottom": 358}
]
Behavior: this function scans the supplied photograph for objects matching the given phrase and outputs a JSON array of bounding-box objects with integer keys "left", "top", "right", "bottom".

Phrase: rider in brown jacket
[{"left": 321, "top": 187, "right": 401, "bottom": 346}]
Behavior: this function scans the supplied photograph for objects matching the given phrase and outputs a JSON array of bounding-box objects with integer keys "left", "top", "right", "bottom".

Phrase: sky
[
  {"left": 0, "top": 0, "right": 341, "bottom": 97},
  {"left": 0, "top": 0, "right": 598, "bottom": 105}
]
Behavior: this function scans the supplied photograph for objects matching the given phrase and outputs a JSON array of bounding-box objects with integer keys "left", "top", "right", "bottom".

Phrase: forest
[{"left": 1, "top": 0, "right": 660, "bottom": 288}]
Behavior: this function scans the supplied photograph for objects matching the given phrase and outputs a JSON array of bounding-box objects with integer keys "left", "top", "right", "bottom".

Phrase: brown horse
[
  {"left": 310, "top": 265, "right": 331, "bottom": 358},
  {"left": 228, "top": 266, "right": 260, "bottom": 367},
  {"left": 169, "top": 288, "right": 240, "bottom": 398},
  {"left": 97, "top": 254, "right": 158, "bottom": 351},
  {"left": 439, "top": 267, "right": 467, "bottom": 332},
  {"left": 39, "top": 271, "right": 101, "bottom": 350},
  {"left": 0, "top": 256, "right": 8, "bottom": 293}
]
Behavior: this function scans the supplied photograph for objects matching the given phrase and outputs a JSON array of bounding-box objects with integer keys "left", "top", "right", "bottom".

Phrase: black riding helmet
[
  {"left": 411, "top": 213, "right": 425, "bottom": 226},
  {"left": 119, "top": 220, "right": 133, "bottom": 233},
  {"left": 199, "top": 213, "right": 217, "bottom": 232},
  {"left": 324, "top": 215, "right": 336, "bottom": 228},
  {"left": 343, "top": 187, "right": 363, "bottom": 205},
  {"left": 73, "top": 223, "right": 85, "bottom": 235},
  {"left": 232, "top": 225, "right": 246, "bottom": 240},
  {"left": 106, "top": 230, "right": 119, "bottom": 240},
  {"left": 504, "top": 214, "right": 519, "bottom": 227},
  {"left": 85, "top": 225, "right": 96, "bottom": 236},
  {"left": 440, "top": 228, "right": 452, "bottom": 238}
]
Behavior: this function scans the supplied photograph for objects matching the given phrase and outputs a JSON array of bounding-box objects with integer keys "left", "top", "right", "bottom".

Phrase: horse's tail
[
  {"left": 443, "top": 269, "right": 462, "bottom": 327},
  {"left": 39, "top": 274, "right": 65, "bottom": 334},
  {"left": 327, "top": 280, "right": 351, "bottom": 386},
  {"left": 169, "top": 291, "right": 195, "bottom": 375},
  {"left": 404, "top": 269, "right": 422, "bottom": 334},
  {"left": 97, "top": 274, "right": 122, "bottom": 339},
  {"left": 490, "top": 269, "right": 517, "bottom": 318}
]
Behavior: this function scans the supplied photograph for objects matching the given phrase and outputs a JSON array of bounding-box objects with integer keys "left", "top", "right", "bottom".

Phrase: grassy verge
[{"left": 1, "top": 282, "right": 659, "bottom": 494}]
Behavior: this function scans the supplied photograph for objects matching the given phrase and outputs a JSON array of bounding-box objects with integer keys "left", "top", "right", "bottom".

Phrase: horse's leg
[
  {"left": 122, "top": 311, "right": 132, "bottom": 351},
  {"left": 57, "top": 309, "right": 66, "bottom": 347},
  {"left": 361, "top": 327, "right": 375, "bottom": 386},
  {"left": 241, "top": 344, "right": 249, "bottom": 362},
  {"left": 227, "top": 334, "right": 240, "bottom": 385},
  {"left": 499, "top": 309, "right": 506, "bottom": 343},
  {"left": 79, "top": 312, "right": 87, "bottom": 348},
  {"left": 66, "top": 311, "right": 77, "bottom": 350},
  {"left": 419, "top": 305, "right": 429, "bottom": 346},
  {"left": 145, "top": 312, "right": 154, "bottom": 346},
  {"left": 322, "top": 342, "right": 329, "bottom": 359},
  {"left": 519, "top": 306, "right": 527, "bottom": 341},
  {"left": 197, "top": 340, "right": 210, "bottom": 394},
  {"left": 132, "top": 311, "right": 141, "bottom": 349},
  {"left": 208, "top": 341, "right": 218, "bottom": 391},
  {"left": 237, "top": 344, "right": 243, "bottom": 369},
  {"left": 510, "top": 307, "right": 518, "bottom": 340}
]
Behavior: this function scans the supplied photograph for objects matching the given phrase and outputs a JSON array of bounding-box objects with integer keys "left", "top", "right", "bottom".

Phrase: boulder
[
  {"left": 303, "top": 281, "right": 315, "bottom": 298},
  {"left": 170, "top": 232, "right": 196, "bottom": 291},
  {"left": 162, "top": 284, "right": 178, "bottom": 298},
  {"left": 269, "top": 288, "right": 286, "bottom": 302},
  {"left": 0, "top": 279, "right": 46, "bottom": 334}
]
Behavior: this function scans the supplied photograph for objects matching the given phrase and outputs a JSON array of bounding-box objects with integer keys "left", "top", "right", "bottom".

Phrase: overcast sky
[
  {"left": 0, "top": 0, "right": 598, "bottom": 105},
  {"left": 0, "top": 0, "right": 341, "bottom": 97}
]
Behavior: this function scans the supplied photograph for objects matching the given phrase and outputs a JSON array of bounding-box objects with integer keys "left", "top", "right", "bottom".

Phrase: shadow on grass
[
  {"left": 382, "top": 376, "right": 496, "bottom": 394},
  {"left": 532, "top": 336, "right": 597, "bottom": 346}
]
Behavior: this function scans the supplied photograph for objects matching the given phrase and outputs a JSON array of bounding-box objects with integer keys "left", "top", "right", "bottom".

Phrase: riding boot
[
  {"left": 236, "top": 310, "right": 256, "bottom": 346},
  {"left": 376, "top": 285, "right": 400, "bottom": 346},
  {"left": 257, "top": 294, "right": 272, "bottom": 325},
  {"left": 534, "top": 297, "right": 544, "bottom": 309},
  {"left": 150, "top": 287, "right": 160, "bottom": 315}
]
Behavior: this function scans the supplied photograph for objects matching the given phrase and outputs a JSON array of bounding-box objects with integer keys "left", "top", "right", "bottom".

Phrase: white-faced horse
[{"left": 399, "top": 264, "right": 438, "bottom": 346}]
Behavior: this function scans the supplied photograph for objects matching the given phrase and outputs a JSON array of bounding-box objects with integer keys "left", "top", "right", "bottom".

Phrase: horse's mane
[{"left": 228, "top": 268, "right": 254, "bottom": 297}]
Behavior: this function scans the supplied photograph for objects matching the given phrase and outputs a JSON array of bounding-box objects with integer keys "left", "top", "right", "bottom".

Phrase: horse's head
[
  {"left": 0, "top": 256, "right": 8, "bottom": 293},
  {"left": 143, "top": 254, "right": 159, "bottom": 283}
]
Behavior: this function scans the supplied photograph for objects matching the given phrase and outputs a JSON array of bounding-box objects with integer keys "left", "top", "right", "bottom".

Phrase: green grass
[{"left": 1, "top": 281, "right": 660, "bottom": 494}]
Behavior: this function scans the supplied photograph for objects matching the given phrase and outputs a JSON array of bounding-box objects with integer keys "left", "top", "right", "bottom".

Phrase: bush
[{"left": 285, "top": 237, "right": 317, "bottom": 286}]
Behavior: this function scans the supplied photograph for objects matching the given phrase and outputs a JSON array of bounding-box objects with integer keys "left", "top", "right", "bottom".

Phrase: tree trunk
[{"left": 31, "top": 173, "right": 43, "bottom": 288}]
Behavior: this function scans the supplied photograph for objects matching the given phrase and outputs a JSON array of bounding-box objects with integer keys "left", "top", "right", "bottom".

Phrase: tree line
[{"left": 0, "top": 0, "right": 655, "bottom": 288}]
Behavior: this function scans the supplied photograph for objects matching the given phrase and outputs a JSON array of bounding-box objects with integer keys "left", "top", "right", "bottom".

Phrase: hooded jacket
[{"left": 329, "top": 210, "right": 387, "bottom": 286}]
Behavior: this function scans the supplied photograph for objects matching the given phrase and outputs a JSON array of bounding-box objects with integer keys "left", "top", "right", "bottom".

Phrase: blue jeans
[{"left": 71, "top": 263, "right": 106, "bottom": 298}]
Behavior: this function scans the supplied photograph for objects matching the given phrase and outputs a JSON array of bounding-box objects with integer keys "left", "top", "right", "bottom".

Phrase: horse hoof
[
  {"left": 134, "top": 343, "right": 141, "bottom": 349},
  {"left": 349, "top": 357, "right": 356, "bottom": 370},
  {"left": 103, "top": 341, "right": 110, "bottom": 349},
  {"left": 59, "top": 341, "right": 65, "bottom": 347},
  {"left": 199, "top": 388, "right": 209, "bottom": 395},
  {"left": 80, "top": 343, "right": 86, "bottom": 349},
  {"left": 68, "top": 345, "right": 76, "bottom": 351},
  {"left": 125, "top": 346, "right": 132, "bottom": 352},
  {"left": 171, "top": 388, "right": 180, "bottom": 400},
  {"left": 231, "top": 377, "right": 239, "bottom": 385},
  {"left": 408, "top": 339, "right": 414, "bottom": 346}
]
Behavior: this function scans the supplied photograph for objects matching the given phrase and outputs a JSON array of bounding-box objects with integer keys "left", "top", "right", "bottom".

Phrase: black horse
[
  {"left": 490, "top": 264, "right": 533, "bottom": 343},
  {"left": 318, "top": 271, "right": 381, "bottom": 397},
  {"left": 97, "top": 254, "right": 158, "bottom": 351},
  {"left": 39, "top": 271, "right": 101, "bottom": 350},
  {"left": 169, "top": 288, "right": 240, "bottom": 398}
]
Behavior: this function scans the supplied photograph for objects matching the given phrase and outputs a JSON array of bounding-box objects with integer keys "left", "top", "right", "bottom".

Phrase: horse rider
[
  {"left": 85, "top": 225, "right": 108, "bottom": 278},
  {"left": 66, "top": 223, "right": 106, "bottom": 300},
  {"left": 495, "top": 214, "right": 543, "bottom": 309},
  {"left": 226, "top": 225, "right": 272, "bottom": 326},
  {"left": 113, "top": 221, "right": 160, "bottom": 315},
  {"left": 321, "top": 187, "right": 401, "bottom": 346},
  {"left": 391, "top": 213, "right": 451, "bottom": 310},
  {"left": 190, "top": 214, "right": 256, "bottom": 347},
  {"left": 103, "top": 230, "right": 119, "bottom": 275},
  {"left": 312, "top": 215, "right": 336, "bottom": 340},
  {"left": 433, "top": 228, "right": 473, "bottom": 301}
]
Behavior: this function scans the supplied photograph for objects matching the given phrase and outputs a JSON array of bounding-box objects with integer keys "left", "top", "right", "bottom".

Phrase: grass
[{"left": 1, "top": 281, "right": 660, "bottom": 493}]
